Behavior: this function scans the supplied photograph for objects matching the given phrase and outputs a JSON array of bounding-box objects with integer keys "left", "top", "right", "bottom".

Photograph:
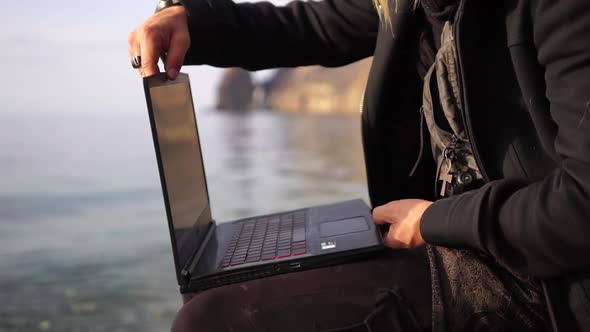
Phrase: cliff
[
  {"left": 216, "top": 58, "right": 372, "bottom": 113},
  {"left": 262, "top": 58, "right": 372, "bottom": 113}
]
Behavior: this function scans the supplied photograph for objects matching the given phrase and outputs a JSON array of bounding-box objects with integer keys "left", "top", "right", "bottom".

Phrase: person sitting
[{"left": 128, "top": 0, "right": 590, "bottom": 330}]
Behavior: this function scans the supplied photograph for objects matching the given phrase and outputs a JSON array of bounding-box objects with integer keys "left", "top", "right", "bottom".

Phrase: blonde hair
[{"left": 373, "top": 0, "right": 419, "bottom": 26}]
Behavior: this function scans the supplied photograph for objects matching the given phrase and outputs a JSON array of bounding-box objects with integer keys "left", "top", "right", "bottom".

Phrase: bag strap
[{"left": 320, "top": 289, "right": 425, "bottom": 332}]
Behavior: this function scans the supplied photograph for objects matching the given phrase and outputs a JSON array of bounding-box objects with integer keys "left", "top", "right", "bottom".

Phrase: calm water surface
[{"left": 0, "top": 109, "right": 368, "bottom": 331}]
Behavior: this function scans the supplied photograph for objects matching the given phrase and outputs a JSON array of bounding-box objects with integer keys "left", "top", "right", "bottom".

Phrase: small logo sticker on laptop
[{"left": 321, "top": 241, "right": 336, "bottom": 250}]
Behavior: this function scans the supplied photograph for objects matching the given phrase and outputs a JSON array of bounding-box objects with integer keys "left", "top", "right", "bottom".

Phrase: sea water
[{"left": 0, "top": 109, "right": 368, "bottom": 332}]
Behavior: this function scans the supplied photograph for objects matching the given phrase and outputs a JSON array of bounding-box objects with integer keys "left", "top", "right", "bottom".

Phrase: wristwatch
[{"left": 155, "top": 0, "right": 184, "bottom": 13}]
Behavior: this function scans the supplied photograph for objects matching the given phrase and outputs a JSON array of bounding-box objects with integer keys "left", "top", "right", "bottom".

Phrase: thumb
[{"left": 165, "top": 30, "right": 190, "bottom": 80}]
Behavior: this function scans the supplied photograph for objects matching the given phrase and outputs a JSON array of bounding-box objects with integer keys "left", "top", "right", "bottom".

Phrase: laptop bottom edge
[{"left": 180, "top": 244, "right": 384, "bottom": 294}]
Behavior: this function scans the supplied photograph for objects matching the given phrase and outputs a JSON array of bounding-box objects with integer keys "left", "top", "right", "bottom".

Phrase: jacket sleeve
[
  {"left": 420, "top": 0, "right": 590, "bottom": 278},
  {"left": 180, "top": 0, "right": 379, "bottom": 70}
]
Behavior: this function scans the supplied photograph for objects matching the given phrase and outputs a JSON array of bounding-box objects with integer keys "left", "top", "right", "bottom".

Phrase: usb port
[{"left": 288, "top": 262, "right": 301, "bottom": 269}]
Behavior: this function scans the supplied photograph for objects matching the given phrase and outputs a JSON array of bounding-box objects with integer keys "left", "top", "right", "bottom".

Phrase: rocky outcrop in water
[
  {"left": 217, "top": 58, "right": 372, "bottom": 113},
  {"left": 216, "top": 68, "right": 254, "bottom": 111},
  {"left": 262, "top": 58, "right": 372, "bottom": 113}
]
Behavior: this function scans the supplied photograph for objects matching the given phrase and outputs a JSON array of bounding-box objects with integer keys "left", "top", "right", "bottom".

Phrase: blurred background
[{"left": 0, "top": 0, "right": 372, "bottom": 331}]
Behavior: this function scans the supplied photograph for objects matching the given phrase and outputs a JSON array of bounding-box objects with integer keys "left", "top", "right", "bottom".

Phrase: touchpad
[{"left": 319, "top": 217, "right": 369, "bottom": 237}]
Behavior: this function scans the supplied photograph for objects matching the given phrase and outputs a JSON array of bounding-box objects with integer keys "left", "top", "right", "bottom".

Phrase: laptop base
[{"left": 181, "top": 245, "right": 384, "bottom": 293}]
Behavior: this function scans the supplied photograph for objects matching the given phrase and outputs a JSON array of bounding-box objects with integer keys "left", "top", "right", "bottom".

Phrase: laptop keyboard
[{"left": 221, "top": 211, "right": 307, "bottom": 268}]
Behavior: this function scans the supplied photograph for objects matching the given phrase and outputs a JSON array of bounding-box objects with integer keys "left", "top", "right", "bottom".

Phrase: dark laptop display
[
  {"left": 144, "top": 73, "right": 383, "bottom": 293},
  {"left": 147, "top": 77, "right": 211, "bottom": 280}
]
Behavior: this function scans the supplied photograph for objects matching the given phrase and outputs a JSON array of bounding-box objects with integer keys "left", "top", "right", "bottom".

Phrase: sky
[{"left": 0, "top": 0, "right": 288, "bottom": 114}]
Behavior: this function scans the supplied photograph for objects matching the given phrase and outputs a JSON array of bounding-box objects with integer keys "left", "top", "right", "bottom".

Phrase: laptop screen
[{"left": 145, "top": 74, "right": 212, "bottom": 282}]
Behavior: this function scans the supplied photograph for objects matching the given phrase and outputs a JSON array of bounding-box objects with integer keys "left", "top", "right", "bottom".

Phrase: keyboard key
[
  {"left": 233, "top": 257, "right": 247, "bottom": 264},
  {"left": 293, "top": 228, "right": 306, "bottom": 242},
  {"left": 220, "top": 212, "right": 310, "bottom": 268},
  {"left": 277, "top": 249, "right": 291, "bottom": 258},
  {"left": 246, "top": 256, "right": 261, "bottom": 263},
  {"left": 293, "top": 248, "right": 306, "bottom": 256},
  {"left": 293, "top": 241, "right": 306, "bottom": 249},
  {"left": 262, "top": 253, "right": 276, "bottom": 260},
  {"left": 231, "top": 257, "right": 245, "bottom": 265}
]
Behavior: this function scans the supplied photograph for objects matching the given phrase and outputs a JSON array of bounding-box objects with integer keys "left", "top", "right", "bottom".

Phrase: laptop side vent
[{"left": 189, "top": 269, "right": 275, "bottom": 291}]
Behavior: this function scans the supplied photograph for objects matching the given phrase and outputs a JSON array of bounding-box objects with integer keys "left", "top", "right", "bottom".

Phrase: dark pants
[{"left": 172, "top": 248, "right": 431, "bottom": 332}]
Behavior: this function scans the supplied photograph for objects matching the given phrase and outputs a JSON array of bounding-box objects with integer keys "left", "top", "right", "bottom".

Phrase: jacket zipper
[
  {"left": 452, "top": 3, "right": 490, "bottom": 182},
  {"left": 359, "top": 85, "right": 367, "bottom": 113}
]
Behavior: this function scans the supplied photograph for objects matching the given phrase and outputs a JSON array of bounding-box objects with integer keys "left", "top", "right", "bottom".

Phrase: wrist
[{"left": 416, "top": 201, "right": 431, "bottom": 245}]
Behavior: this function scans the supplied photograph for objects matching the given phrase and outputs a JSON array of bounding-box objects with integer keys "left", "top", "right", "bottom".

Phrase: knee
[
  {"left": 171, "top": 291, "right": 220, "bottom": 332},
  {"left": 171, "top": 286, "right": 247, "bottom": 332},
  {"left": 171, "top": 300, "right": 200, "bottom": 332},
  {"left": 171, "top": 308, "right": 194, "bottom": 332}
]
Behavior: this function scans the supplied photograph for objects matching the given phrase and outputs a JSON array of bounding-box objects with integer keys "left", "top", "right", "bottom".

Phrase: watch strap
[{"left": 155, "top": 0, "right": 183, "bottom": 13}]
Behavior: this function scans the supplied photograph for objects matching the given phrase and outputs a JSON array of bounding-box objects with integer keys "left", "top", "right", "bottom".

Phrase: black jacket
[{"left": 181, "top": 0, "right": 590, "bottom": 328}]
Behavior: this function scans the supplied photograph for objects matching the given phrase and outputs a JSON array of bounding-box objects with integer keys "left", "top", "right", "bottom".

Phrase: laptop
[{"left": 143, "top": 73, "right": 383, "bottom": 293}]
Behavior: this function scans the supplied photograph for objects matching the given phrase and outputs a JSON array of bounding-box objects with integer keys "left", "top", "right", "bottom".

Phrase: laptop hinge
[{"left": 181, "top": 221, "right": 216, "bottom": 283}]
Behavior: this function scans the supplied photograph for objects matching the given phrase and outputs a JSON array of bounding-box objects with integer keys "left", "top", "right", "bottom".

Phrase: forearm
[
  {"left": 421, "top": 0, "right": 590, "bottom": 279},
  {"left": 181, "top": 0, "right": 379, "bottom": 70},
  {"left": 421, "top": 165, "right": 590, "bottom": 278}
]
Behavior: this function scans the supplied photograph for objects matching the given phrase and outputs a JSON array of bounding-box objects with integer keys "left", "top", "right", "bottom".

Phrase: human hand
[
  {"left": 372, "top": 199, "right": 433, "bottom": 249},
  {"left": 128, "top": 6, "right": 190, "bottom": 79}
]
